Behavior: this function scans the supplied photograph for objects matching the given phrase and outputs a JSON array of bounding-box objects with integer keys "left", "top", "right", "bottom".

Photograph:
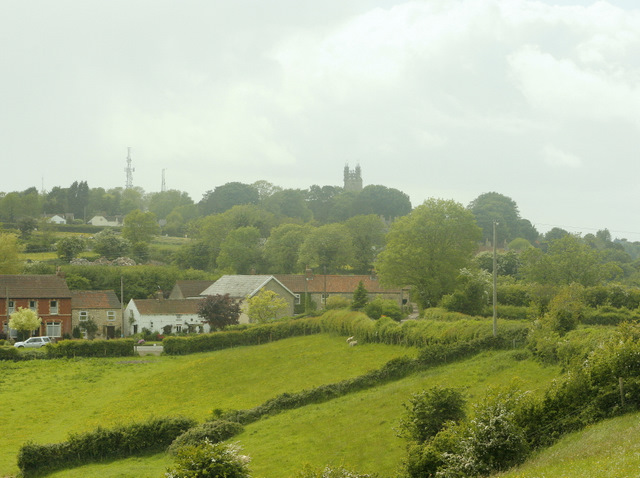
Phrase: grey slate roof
[{"left": 201, "top": 275, "right": 293, "bottom": 298}]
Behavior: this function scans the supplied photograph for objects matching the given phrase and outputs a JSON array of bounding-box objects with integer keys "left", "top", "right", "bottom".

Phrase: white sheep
[
  {"left": 346, "top": 336, "right": 355, "bottom": 343},
  {"left": 348, "top": 340, "right": 358, "bottom": 347}
]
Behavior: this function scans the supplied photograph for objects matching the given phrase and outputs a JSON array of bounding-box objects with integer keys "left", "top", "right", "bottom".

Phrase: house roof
[
  {"left": 274, "top": 274, "right": 403, "bottom": 294},
  {"left": 201, "top": 275, "right": 294, "bottom": 299},
  {"left": 170, "top": 280, "right": 215, "bottom": 299},
  {"left": 130, "top": 298, "right": 205, "bottom": 316},
  {"left": 0, "top": 275, "right": 71, "bottom": 298},
  {"left": 70, "top": 290, "right": 121, "bottom": 309}
]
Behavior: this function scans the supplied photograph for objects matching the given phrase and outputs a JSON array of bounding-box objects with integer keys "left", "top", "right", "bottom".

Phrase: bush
[
  {"left": 0, "top": 345, "right": 20, "bottom": 361},
  {"left": 325, "top": 295, "right": 351, "bottom": 310},
  {"left": 398, "top": 386, "right": 466, "bottom": 444},
  {"left": 363, "top": 297, "right": 403, "bottom": 321},
  {"left": 169, "top": 420, "right": 244, "bottom": 454},
  {"left": 294, "top": 465, "right": 377, "bottom": 477},
  {"left": 165, "top": 440, "right": 250, "bottom": 478}
]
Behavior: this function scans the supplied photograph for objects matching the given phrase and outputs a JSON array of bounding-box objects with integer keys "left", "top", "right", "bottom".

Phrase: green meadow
[
  {"left": 5, "top": 336, "right": 563, "bottom": 478},
  {"left": 0, "top": 335, "right": 413, "bottom": 476}
]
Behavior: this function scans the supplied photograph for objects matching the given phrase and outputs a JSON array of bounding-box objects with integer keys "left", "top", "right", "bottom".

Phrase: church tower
[{"left": 343, "top": 163, "right": 363, "bottom": 192}]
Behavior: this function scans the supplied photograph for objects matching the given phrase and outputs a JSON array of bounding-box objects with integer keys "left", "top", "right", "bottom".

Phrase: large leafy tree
[
  {"left": 468, "top": 192, "right": 537, "bottom": 245},
  {"left": 520, "top": 234, "right": 608, "bottom": 286},
  {"left": 216, "top": 226, "right": 263, "bottom": 274},
  {"left": 376, "top": 198, "right": 482, "bottom": 308},
  {"left": 354, "top": 184, "right": 412, "bottom": 221},
  {"left": 122, "top": 209, "right": 160, "bottom": 244},
  {"left": 199, "top": 182, "right": 259, "bottom": 216},
  {"left": 305, "top": 185, "right": 341, "bottom": 223},
  {"left": 92, "top": 229, "right": 130, "bottom": 260},
  {"left": 245, "top": 288, "right": 288, "bottom": 323},
  {"left": 197, "top": 294, "right": 241, "bottom": 331},
  {"left": 0, "top": 233, "right": 22, "bottom": 274},
  {"left": 56, "top": 236, "right": 86, "bottom": 262},
  {"left": 263, "top": 189, "right": 313, "bottom": 222},
  {"left": 147, "top": 190, "right": 194, "bottom": 220},
  {"left": 9, "top": 308, "right": 41, "bottom": 339},
  {"left": 344, "top": 215, "right": 387, "bottom": 273},
  {"left": 263, "top": 223, "right": 311, "bottom": 273},
  {"left": 298, "top": 223, "right": 355, "bottom": 272}
]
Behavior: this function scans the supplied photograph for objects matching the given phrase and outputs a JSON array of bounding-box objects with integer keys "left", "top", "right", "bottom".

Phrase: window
[
  {"left": 321, "top": 293, "right": 329, "bottom": 304},
  {"left": 50, "top": 300, "right": 58, "bottom": 315},
  {"left": 79, "top": 311, "right": 88, "bottom": 321},
  {"left": 175, "top": 325, "right": 182, "bottom": 333},
  {"left": 4, "top": 322, "right": 18, "bottom": 339},
  {"left": 294, "top": 294, "right": 301, "bottom": 305},
  {"left": 29, "top": 300, "right": 37, "bottom": 311},
  {"left": 107, "top": 311, "right": 116, "bottom": 321},
  {"left": 7, "top": 300, "right": 15, "bottom": 314},
  {"left": 46, "top": 322, "right": 61, "bottom": 338}
]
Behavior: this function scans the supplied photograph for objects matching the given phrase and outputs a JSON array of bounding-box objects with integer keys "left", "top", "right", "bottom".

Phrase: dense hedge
[
  {"left": 0, "top": 346, "right": 20, "bottom": 361},
  {"left": 163, "top": 310, "right": 530, "bottom": 357},
  {"left": 17, "top": 416, "right": 195, "bottom": 475},
  {"left": 163, "top": 317, "right": 323, "bottom": 355},
  {"left": 168, "top": 420, "right": 244, "bottom": 454},
  {"left": 45, "top": 338, "right": 136, "bottom": 358}
]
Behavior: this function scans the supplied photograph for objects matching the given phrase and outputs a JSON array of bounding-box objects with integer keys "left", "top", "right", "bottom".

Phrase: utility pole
[{"left": 492, "top": 220, "right": 498, "bottom": 337}]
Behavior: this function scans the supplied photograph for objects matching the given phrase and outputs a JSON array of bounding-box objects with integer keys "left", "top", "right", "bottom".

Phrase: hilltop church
[{"left": 343, "top": 163, "right": 363, "bottom": 192}]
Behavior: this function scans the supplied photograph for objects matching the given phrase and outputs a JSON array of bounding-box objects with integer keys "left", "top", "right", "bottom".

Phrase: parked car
[{"left": 13, "top": 337, "right": 52, "bottom": 348}]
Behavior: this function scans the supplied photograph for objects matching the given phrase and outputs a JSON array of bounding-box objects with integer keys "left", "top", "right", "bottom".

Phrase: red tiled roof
[
  {"left": 70, "top": 290, "right": 121, "bottom": 309},
  {"left": 0, "top": 275, "right": 71, "bottom": 298},
  {"left": 274, "top": 274, "right": 402, "bottom": 294},
  {"left": 133, "top": 298, "right": 205, "bottom": 315}
]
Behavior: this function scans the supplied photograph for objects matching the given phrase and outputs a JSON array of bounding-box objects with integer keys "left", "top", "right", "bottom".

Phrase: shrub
[
  {"left": 325, "top": 295, "right": 351, "bottom": 310},
  {"left": 294, "top": 464, "right": 377, "bottom": 477},
  {"left": 168, "top": 420, "right": 244, "bottom": 454},
  {"left": 364, "top": 297, "right": 403, "bottom": 321},
  {"left": 398, "top": 386, "right": 466, "bottom": 444},
  {"left": 0, "top": 345, "right": 20, "bottom": 361},
  {"left": 165, "top": 440, "right": 250, "bottom": 478}
]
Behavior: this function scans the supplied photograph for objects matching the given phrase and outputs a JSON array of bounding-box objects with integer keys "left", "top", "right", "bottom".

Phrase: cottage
[
  {"left": 70, "top": 290, "right": 122, "bottom": 339},
  {"left": 88, "top": 215, "right": 123, "bottom": 227},
  {"left": 200, "top": 275, "right": 295, "bottom": 324},
  {"left": 0, "top": 274, "right": 72, "bottom": 340},
  {"left": 274, "top": 273, "right": 405, "bottom": 311},
  {"left": 124, "top": 298, "right": 208, "bottom": 336}
]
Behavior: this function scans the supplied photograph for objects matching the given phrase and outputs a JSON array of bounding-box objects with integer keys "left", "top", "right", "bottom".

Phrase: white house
[
  {"left": 48, "top": 214, "right": 66, "bottom": 225},
  {"left": 124, "top": 298, "right": 209, "bottom": 336},
  {"left": 88, "top": 215, "right": 123, "bottom": 227},
  {"left": 200, "top": 275, "right": 296, "bottom": 324}
]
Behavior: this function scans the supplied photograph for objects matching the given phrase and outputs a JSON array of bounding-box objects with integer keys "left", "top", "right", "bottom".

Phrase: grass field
[
  {"left": 36, "top": 347, "right": 560, "bottom": 478},
  {"left": 497, "top": 412, "right": 640, "bottom": 478},
  {"left": 0, "top": 335, "right": 414, "bottom": 476}
]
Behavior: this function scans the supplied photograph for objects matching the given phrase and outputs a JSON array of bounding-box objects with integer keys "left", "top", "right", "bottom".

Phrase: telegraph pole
[{"left": 492, "top": 220, "right": 498, "bottom": 337}]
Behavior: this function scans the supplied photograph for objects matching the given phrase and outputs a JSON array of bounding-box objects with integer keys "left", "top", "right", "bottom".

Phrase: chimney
[{"left": 305, "top": 267, "right": 314, "bottom": 280}]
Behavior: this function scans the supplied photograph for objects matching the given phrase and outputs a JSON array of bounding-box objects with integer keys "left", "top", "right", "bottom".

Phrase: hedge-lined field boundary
[
  {"left": 17, "top": 416, "right": 195, "bottom": 476},
  {"left": 163, "top": 310, "right": 530, "bottom": 355},
  {"left": 45, "top": 338, "right": 136, "bottom": 358}
]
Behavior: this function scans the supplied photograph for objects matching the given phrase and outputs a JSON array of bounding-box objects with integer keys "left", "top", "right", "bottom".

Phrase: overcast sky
[{"left": 2, "top": 0, "right": 640, "bottom": 239}]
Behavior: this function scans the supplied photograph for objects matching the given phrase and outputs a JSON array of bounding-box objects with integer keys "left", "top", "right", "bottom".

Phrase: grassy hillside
[
  {"left": 41, "top": 348, "right": 560, "bottom": 478},
  {"left": 496, "top": 412, "right": 640, "bottom": 478},
  {"left": 0, "top": 335, "right": 412, "bottom": 476}
]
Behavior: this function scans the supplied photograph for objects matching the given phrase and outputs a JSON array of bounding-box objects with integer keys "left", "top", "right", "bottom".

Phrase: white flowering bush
[{"left": 165, "top": 440, "right": 250, "bottom": 478}]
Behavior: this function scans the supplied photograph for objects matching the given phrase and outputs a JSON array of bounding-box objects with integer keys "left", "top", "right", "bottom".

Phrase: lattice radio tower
[
  {"left": 124, "top": 147, "right": 135, "bottom": 189},
  {"left": 161, "top": 168, "right": 167, "bottom": 192}
]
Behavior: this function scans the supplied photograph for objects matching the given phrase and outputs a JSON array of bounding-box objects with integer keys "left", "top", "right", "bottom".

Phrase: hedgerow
[
  {"left": 45, "top": 338, "right": 136, "bottom": 358},
  {"left": 17, "top": 416, "right": 195, "bottom": 476}
]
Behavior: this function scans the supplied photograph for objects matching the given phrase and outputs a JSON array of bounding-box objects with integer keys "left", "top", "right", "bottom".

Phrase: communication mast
[
  {"left": 161, "top": 168, "right": 167, "bottom": 192},
  {"left": 124, "top": 147, "right": 135, "bottom": 189}
]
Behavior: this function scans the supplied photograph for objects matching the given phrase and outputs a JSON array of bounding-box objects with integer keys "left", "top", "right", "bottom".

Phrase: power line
[{"left": 533, "top": 222, "right": 640, "bottom": 240}]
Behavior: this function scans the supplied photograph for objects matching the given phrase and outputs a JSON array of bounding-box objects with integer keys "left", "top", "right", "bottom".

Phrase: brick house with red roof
[
  {"left": 0, "top": 274, "right": 72, "bottom": 340},
  {"left": 274, "top": 273, "right": 406, "bottom": 312},
  {"left": 70, "top": 290, "right": 122, "bottom": 339}
]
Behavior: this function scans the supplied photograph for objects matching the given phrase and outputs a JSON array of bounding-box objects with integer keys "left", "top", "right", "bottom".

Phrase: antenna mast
[
  {"left": 161, "top": 168, "right": 167, "bottom": 192},
  {"left": 124, "top": 147, "right": 135, "bottom": 189}
]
